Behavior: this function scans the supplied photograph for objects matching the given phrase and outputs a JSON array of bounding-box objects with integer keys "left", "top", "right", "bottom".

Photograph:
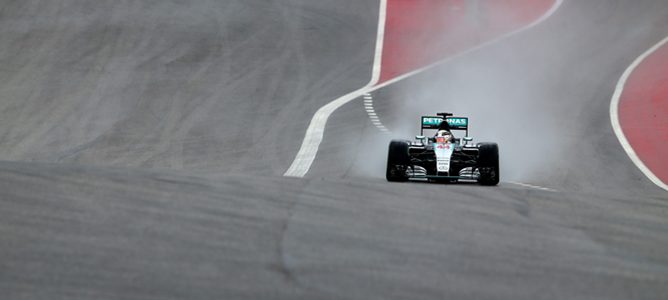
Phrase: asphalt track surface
[{"left": 1, "top": 1, "right": 668, "bottom": 299}]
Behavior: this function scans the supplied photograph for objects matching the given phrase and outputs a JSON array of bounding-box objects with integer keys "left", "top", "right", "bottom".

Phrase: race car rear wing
[{"left": 421, "top": 114, "right": 469, "bottom": 136}]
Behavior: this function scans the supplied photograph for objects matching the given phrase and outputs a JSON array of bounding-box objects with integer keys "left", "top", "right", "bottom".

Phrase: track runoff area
[
  {"left": 611, "top": 36, "right": 668, "bottom": 192},
  {"left": 285, "top": 0, "right": 562, "bottom": 191}
]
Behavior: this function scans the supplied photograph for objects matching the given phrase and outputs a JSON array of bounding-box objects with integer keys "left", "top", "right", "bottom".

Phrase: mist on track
[
  {"left": 392, "top": 52, "right": 565, "bottom": 183},
  {"left": 360, "top": 1, "right": 570, "bottom": 185}
]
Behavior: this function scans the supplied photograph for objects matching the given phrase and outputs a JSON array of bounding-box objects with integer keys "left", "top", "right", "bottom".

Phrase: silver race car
[{"left": 386, "top": 113, "right": 500, "bottom": 185}]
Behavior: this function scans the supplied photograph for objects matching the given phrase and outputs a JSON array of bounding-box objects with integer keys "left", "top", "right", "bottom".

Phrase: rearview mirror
[
  {"left": 416, "top": 135, "right": 425, "bottom": 140},
  {"left": 463, "top": 137, "right": 473, "bottom": 142}
]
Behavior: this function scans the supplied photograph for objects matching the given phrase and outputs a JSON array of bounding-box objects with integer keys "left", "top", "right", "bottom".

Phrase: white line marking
[
  {"left": 283, "top": 0, "right": 388, "bottom": 177},
  {"left": 362, "top": 93, "right": 391, "bottom": 131},
  {"left": 284, "top": 0, "right": 563, "bottom": 178},
  {"left": 610, "top": 36, "right": 668, "bottom": 192},
  {"left": 507, "top": 181, "right": 558, "bottom": 193}
]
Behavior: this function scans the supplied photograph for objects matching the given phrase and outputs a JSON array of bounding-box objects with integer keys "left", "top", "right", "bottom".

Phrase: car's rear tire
[
  {"left": 386, "top": 140, "right": 410, "bottom": 182},
  {"left": 477, "top": 143, "right": 500, "bottom": 186}
]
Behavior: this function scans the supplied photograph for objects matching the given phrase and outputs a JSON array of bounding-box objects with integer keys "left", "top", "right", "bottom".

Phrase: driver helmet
[{"left": 435, "top": 130, "right": 453, "bottom": 142}]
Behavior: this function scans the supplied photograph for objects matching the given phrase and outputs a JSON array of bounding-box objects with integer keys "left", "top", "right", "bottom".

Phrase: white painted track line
[
  {"left": 506, "top": 181, "right": 558, "bottom": 193},
  {"left": 284, "top": 0, "right": 564, "bottom": 178},
  {"left": 362, "top": 92, "right": 390, "bottom": 132},
  {"left": 283, "top": 0, "right": 388, "bottom": 178},
  {"left": 610, "top": 36, "right": 668, "bottom": 192}
]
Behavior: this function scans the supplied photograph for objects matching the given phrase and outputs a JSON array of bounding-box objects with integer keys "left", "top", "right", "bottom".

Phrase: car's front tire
[
  {"left": 477, "top": 143, "right": 500, "bottom": 186},
  {"left": 386, "top": 140, "right": 410, "bottom": 182}
]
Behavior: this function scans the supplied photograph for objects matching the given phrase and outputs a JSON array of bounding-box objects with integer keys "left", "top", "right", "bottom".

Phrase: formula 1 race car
[{"left": 386, "top": 113, "right": 500, "bottom": 185}]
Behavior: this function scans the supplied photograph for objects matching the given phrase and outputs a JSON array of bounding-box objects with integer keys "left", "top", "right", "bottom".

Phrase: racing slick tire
[
  {"left": 477, "top": 143, "right": 500, "bottom": 186},
  {"left": 386, "top": 140, "right": 410, "bottom": 182}
]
